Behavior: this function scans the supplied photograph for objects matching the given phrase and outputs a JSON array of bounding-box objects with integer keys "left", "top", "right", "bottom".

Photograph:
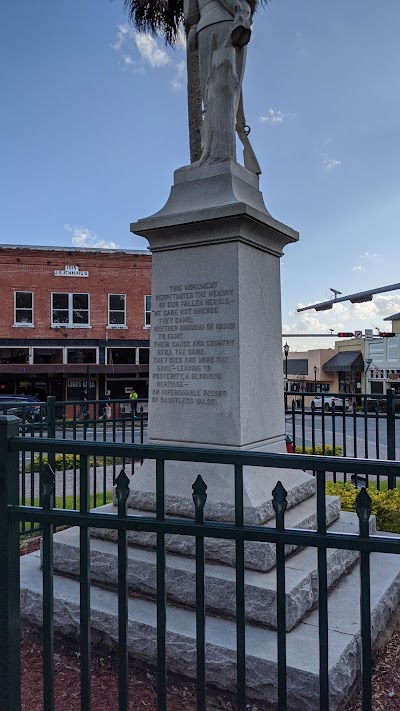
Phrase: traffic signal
[
  {"left": 337, "top": 332, "right": 354, "bottom": 337},
  {"left": 379, "top": 332, "right": 396, "bottom": 338}
]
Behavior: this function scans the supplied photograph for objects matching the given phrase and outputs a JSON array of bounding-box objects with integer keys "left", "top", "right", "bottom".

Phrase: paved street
[
  {"left": 286, "top": 411, "right": 400, "bottom": 461},
  {"left": 19, "top": 413, "right": 399, "bottom": 505}
]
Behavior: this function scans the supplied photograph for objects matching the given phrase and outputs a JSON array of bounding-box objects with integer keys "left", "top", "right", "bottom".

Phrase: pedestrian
[
  {"left": 129, "top": 388, "right": 139, "bottom": 416},
  {"left": 78, "top": 388, "right": 88, "bottom": 420},
  {"left": 104, "top": 389, "right": 112, "bottom": 419}
]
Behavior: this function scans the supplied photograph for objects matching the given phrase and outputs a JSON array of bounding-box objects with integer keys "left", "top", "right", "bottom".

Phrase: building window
[
  {"left": 14, "top": 292, "right": 33, "bottom": 326},
  {"left": 144, "top": 295, "right": 151, "bottom": 327},
  {"left": 138, "top": 347, "right": 149, "bottom": 364},
  {"left": 52, "top": 293, "right": 90, "bottom": 326},
  {"left": 0, "top": 348, "right": 29, "bottom": 364},
  {"left": 66, "top": 348, "right": 97, "bottom": 364},
  {"left": 107, "top": 348, "right": 136, "bottom": 365},
  {"left": 108, "top": 294, "right": 126, "bottom": 327},
  {"left": 33, "top": 348, "right": 63, "bottom": 365}
]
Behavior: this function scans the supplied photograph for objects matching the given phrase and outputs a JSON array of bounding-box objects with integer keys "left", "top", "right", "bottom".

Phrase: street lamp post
[
  {"left": 284, "top": 342, "right": 289, "bottom": 391},
  {"left": 313, "top": 365, "right": 317, "bottom": 392}
]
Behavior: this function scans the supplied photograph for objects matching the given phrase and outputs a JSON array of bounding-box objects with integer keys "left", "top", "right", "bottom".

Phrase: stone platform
[
  {"left": 50, "top": 508, "right": 358, "bottom": 631},
  {"left": 20, "top": 518, "right": 400, "bottom": 711}
]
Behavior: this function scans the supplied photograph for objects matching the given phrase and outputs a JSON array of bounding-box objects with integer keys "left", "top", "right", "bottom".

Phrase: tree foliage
[
  {"left": 123, "top": 0, "right": 184, "bottom": 45},
  {"left": 122, "top": 0, "right": 269, "bottom": 46}
]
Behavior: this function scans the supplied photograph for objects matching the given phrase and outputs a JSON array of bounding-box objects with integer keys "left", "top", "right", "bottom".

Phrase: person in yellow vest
[{"left": 129, "top": 388, "right": 139, "bottom": 416}]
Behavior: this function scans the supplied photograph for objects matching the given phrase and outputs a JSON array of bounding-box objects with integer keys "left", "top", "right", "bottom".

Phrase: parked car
[
  {"left": 311, "top": 395, "right": 350, "bottom": 412},
  {"left": 366, "top": 397, "right": 400, "bottom": 413},
  {"left": 0, "top": 395, "right": 45, "bottom": 423}
]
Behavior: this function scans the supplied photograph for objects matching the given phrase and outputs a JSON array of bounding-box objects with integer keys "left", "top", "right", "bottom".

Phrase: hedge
[
  {"left": 295, "top": 445, "right": 343, "bottom": 456},
  {"left": 24, "top": 453, "right": 125, "bottom": 473},
  {"left": 326, "top": 481, "right": 400, "bottom": 533}
]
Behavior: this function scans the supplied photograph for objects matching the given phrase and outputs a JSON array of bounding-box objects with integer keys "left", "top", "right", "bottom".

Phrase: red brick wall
[{"left": 0, "top": 247, "right": 152, "bottom": 341}]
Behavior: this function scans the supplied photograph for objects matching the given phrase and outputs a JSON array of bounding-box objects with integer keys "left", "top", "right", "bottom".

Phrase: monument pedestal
[
  {"left": 132, "top": 160, "right": 298, "bottom": 453},
  {"left": 128, "top": 160, "right": 309, "bottom": 525}
]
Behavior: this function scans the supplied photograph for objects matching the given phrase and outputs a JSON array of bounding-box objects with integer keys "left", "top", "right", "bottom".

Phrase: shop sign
[
  {"left": 67, "top": 380, "right": 95, "bottom": 388},
  {"left": 54, "top": 265, "right": 89, "bottom": 277}
]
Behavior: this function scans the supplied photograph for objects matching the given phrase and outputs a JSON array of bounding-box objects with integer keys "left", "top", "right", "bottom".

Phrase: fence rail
[
  {"left": 285, "top": 388, "right": 400, "bottom": 488},
  {"left": 0, "top": 396, "right": 148, "bottom": 535},
  {"left": 0, "top": 388, "right": 397, "bottom": 537},
  {"left": 1, "top": 415, "right": 400, "bottom": 710}
]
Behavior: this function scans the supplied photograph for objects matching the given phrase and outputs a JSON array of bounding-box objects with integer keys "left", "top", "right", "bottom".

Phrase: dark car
[
  {"left": 366, "top": 397, "right": 400, "bottom": 413},
  {"left": 0, "top": 395, "right": 45, "bottom": 422}
]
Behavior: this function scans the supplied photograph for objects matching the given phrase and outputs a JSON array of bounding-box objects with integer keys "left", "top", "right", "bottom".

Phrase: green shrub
[
  {"left": 326, "top": 481, "right": 400, "bottom": 533},
  {"left": 24, "top": 453, "right": 124, "bottom": 473},
  {"left": 295, "top": 445, "right": 343, "bottom": 456}
]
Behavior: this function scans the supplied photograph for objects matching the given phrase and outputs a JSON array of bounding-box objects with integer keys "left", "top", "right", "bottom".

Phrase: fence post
[
  {"left": 386, "top": 388, "right": 396, "bottom": 489},
  {"left": 0, "top": 415, "right": 22, "bottom": 711}
]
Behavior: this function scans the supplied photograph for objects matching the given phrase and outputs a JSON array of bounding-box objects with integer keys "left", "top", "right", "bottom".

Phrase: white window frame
[
  {"left": 108, "top": 294, "right": 127, "bottom": 329},
  {"left": 14, "top": 291, "right": 34, "bottom": 327},
  {"left": 144, "top": 295, "right": 151, "bottom": 328},
  {"left": 51, "top": 292, "right": 91, "bottom": 328}
]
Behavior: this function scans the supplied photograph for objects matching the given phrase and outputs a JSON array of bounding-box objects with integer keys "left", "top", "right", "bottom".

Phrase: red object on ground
[{"left": 285, "top": 435, "right": 293, "bottom": 453}]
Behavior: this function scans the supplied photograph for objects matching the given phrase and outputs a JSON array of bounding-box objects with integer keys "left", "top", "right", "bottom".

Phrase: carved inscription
[{"left": 151, "top": 281, "right": 236, "bottom": 407}]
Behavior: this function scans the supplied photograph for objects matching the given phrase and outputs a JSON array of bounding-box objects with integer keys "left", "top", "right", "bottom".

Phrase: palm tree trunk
[{"left": 186, "top": 38, "right": 202, "bottom": 163}]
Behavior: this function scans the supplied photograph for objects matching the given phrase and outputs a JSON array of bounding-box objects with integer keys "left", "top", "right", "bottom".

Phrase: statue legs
[{"left": 193, "top": 21, "right": 260, "bottom": 174}]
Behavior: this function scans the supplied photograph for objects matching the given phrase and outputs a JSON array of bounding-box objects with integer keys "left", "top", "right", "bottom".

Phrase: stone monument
[{"left": 125, "top": 0, "right": 312, "bottom": 524}]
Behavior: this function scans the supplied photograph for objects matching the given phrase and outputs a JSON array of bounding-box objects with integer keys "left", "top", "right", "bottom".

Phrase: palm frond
[
  {"left": 122, "top": 0, "right": 270, "bottom": 45},
  {"left": 123, "top": 0, "right": 184, "bottom": 45}
]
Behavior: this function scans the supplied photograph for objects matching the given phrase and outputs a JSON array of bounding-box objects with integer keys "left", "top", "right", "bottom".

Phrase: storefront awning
[
  {"left": 282, "top": 359, "right": 308, "bottom": 376},
  {"left": 0, "top": 364, "right": 149, "bottom": 375},
  {"left": 323, "top": 351, "right": 364, "bottom": 373}
]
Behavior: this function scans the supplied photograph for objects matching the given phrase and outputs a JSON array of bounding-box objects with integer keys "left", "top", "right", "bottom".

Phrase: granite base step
[
  {"left": 91, "top": 494, "right": 341, "bottom": 572},
  {"left": 20, "top": 539, "right": 400, "bottom": 711},
  {"left": 124, "top": 458, "right": 317, "bottom": 526},
  {"left": 52, "top": 511, "right": 364, "bottom": 631}
]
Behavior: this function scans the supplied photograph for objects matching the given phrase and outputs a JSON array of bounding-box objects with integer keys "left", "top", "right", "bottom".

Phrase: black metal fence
[
  {"left": 285, "top": 388, "right": 400, "bottom": 488},
  {"left": 1, "top": 387, "right": 397, "bottom": 537},
  {"left": 1, "top": 415, "right": 400, "bottom": 710},
  {"left": 0, "top": 397, "right": 148, "bottom": 536}
]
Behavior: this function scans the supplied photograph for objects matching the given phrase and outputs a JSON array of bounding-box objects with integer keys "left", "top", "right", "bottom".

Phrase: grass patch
[{"left": 19, "top": 491, "right": 114, "bottom": 534}]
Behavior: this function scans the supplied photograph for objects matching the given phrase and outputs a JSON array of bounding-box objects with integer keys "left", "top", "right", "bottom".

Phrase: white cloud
[
  {"left": 134, "top": 33, "right": 170, "bottom": 68},
  {"left": 112, "top": 24, "right": 134, "bottom": 52},
  {"left": 112, "top": 24, "right": 187, "bottom": 85},
  {"left": 65, "top": 225, "right": 119, "bottom": 250},
  {"left": 321, "top": 154, "right": 342, "bottom": 170},
  {"left": 171, "top": 59, "right": 186, "bottom": 90},
  {"left": 123, "top": 55, "right": 134, "bottom": 66},
  {"left": 260, "top": 109, "right": 293, "bottom": 124},
  {"left": 175, "top": 28, "right": 187, "bottom": 51},
  {"left": 352, "top": 265, "right": 364, "bottom": 271},
  {"left": 361, "top": 251, "right": 381, "bottom": 261},
  {"left": 283, "top": 294, "right": 400, "bottom": 351},
  {"left": 112, "top": 24, "right": 139, "bottom": 71}
]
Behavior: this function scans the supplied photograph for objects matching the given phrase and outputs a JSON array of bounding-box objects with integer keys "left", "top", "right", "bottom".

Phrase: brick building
[{"left": 0, "top": 245, "right": 152, "bottom": 400}]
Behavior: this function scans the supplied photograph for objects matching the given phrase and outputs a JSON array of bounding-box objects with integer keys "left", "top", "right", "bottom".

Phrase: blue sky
[{"left": 1, "top": 0, "right": 400, "bottom": 350}]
